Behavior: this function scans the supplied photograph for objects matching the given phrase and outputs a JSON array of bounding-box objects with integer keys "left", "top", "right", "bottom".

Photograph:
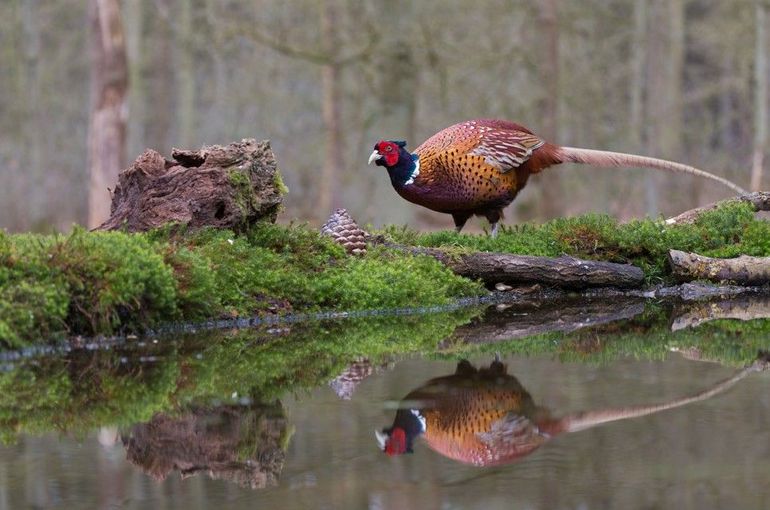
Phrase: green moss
[
  {"left": 0, "top": 223, "right": 483, "bottom": 346},
  {"left": 1, "top": 303, "right": 767, "bottom": 443},
  {"left": 1, "top": 201, "right": 764, "bottom": 346},
  {"left": 0, "top": 308, "right": 480, "bottom": 441},
  {"left": 378, "top": 202, "right": 768, "bottom": 283},
  {"left": 273, "top": 169, "right": 289, "bottom": 195}
]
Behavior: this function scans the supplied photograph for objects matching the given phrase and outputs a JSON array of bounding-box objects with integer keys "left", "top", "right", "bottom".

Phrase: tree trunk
[
  {"left": 124, "top": 0, "right": 145, "bottom": 158},
  {"left": 21, "top": 0, "right": 43, "bottom": 229},
  {"left": 87, "top": 0, "right": 128, "bottom": 229},
  {"left": 752, "top": 0, "right": 768, "bottom": 191},
  {"left": 177, "top": 0, "right": 196, "bottom": 148},
  {"left": 537, "top": 0, "right": 561, "bottom": 220},
  {"left": 144, "top": 0, "right": 172, "bottom": 154},
  {"left": 319, "top": 0, "right": 342, "bottom": 220}
]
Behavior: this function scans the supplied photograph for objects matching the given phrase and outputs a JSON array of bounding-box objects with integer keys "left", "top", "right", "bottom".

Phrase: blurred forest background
[{"left": 0, "top": 0, "right": 768, "bottom": 233}]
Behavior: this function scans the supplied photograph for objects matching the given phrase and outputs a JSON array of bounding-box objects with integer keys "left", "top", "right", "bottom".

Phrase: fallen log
[
  {"left": 668, "top": 249, "right": 770, "bottom": 285},
  {"left": 97, "top": 139, "right": 285, "bottom": 232},
  {"left": 320, "top": 209, "right": 645, "bottom": 289},
  {"left": 665, "top": 191, "right": 770, "bottom": 226},
  {"left": 399, "top": 246, "right": 645, "bottom": 289}
]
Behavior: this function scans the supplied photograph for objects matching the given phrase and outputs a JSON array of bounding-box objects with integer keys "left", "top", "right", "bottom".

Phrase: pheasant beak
[{"left": 368, "top": 150, "right": 383, "bottom": 165}]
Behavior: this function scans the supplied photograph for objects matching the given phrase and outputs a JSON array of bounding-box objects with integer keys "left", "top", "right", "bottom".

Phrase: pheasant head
[{"left": 368, "top": 140, "right": 420, "bottom": 187}]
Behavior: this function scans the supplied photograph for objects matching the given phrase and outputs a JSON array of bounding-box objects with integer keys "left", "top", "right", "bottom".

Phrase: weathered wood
[
  {"left": 97, "top": 139, "right": 283, "bottom": 232},
  {"left": 668, "top": 249, "right": 770, "bottom": 285},
  {"left": 442, "top": 296, "right": 645, "bottom": 347},
  {"left": 404, "top": 247, "right": 644, "bottom": 289},
  {"left": 665, "top": 191, "right": 770, "bottom": 225}
]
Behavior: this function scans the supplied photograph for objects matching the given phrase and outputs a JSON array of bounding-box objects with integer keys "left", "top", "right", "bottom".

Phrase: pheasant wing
[{"left": 468, "top": 128, "right": 545, "bottom": 173}]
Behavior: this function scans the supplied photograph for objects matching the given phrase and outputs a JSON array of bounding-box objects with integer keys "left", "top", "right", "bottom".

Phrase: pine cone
[
  {"left": 329, "top": 358, "right": 375, "bottom": 400},
  {"left": 320, "top": 208, "right": 367, "bottom": 255}
]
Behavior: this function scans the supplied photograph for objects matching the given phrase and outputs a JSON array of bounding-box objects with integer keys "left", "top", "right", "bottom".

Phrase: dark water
[{"left": 1, "top": 302, "right": 770, "bottom": 509}]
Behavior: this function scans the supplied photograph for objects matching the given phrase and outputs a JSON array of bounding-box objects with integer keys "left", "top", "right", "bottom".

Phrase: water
[{"left": 1, "top": 300, "right": 769, "bottom": 509}]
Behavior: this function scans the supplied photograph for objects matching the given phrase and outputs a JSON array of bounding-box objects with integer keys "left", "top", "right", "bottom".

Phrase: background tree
[
  {"left": 87, "top": 0, "right": 128, "bottom": 228},
  {"left": 0, "top": 0, "right": 763, "bottom": 232}
]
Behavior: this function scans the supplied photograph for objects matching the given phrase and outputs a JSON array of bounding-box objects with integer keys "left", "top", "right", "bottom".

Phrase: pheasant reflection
[{"left": 377, "top": 355, "right": 768, "bottom": 467}]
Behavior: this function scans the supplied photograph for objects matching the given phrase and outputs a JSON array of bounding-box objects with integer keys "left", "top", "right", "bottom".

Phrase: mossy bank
[
  {"left": 1, "top": 201, "right": 769, "bottom": 348},
  {"left": 0, "top": 223, "right": 483, "bottom": 348}
]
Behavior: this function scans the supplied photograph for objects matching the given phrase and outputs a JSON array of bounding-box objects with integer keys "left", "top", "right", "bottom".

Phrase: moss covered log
[{"left": 380, "top": 201, "right": 770, "bottom": 282}]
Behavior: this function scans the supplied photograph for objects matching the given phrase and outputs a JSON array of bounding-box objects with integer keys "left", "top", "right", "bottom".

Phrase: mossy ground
[
  {"left": 0, "top": 223, "right": 483, "bottom": 347},
  {"left": 1, "top": 201, "right": 767, "bottom": 347},
  {"left": 379, "top": 201, "right": 770, "bottom": 283}
]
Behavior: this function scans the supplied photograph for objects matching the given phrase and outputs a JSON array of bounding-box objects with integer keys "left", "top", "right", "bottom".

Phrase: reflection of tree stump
[
  {"left": 122, "top": 401, "right": 290, "bottom": 489},
  {"left": 97, "top": 139, "right": 285, "bottom": 232}
]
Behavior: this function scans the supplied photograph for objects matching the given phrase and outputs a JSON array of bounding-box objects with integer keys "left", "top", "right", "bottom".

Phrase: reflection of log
[
  {"left": 396, "top": 247, "right": 644, "bottom": 289},
  {"left": 97, "top": 139, "right": 284, "bottom": 232},
  {"left": 122, "top": 401, "right": 290, "bottom": 489},
  {"left": 671, "top": 295, "right": 770, "bottom": 331},
  {"left": 665, "top": 191, "right": 770, "bottom": 225},
  {"left": 669, "top": 249, "right": 770, "bottom": 285},
  {"left": 442, "top": 296, "right": 645, "bottom": 346}
]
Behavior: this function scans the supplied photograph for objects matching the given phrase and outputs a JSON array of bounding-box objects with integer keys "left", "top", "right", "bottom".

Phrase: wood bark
[
  {"left": 319, "top": 0, "right": 342, "bottom": 220},
  {"left": 752, "top": 0, "right": 768, "bottom": 192},
  {"left": 96, "top": 139, "right": 283, "bottom": 232},
  {"left": 537, "top": 0, "right": 562, "bottom": 220},
  {"left": 385, "top": 245, "right": 644, "bottom": 289},
  {"left": 87, "top": 0, "right": 128, "bottom": 228},
  {"left": 664, "top": 191, "right": 770, "bottom": 225},
  {"left": 669, "top": 249, "right": 770, "bottom": 285}
]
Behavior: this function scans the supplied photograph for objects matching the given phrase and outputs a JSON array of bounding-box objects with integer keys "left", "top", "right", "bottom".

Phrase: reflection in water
[
  {"left": 122, "top": 400, "right": 291, "bottom": 489},
  {"left": 377, "top": 355, "right": 769, "bottom": 467}
]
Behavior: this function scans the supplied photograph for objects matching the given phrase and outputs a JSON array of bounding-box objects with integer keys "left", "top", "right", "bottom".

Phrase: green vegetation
[
  {"left": 0, "top": 223, "right": 483, "bottom": 347},
  {"left": 0, "top": 309, "right": 480, "bottom": 442},
  {"left": 381, "top": 202, "right": 770, "bottom": 282},
  {"left": 0, "top": 304, "right": 767, "bottom": 443}
]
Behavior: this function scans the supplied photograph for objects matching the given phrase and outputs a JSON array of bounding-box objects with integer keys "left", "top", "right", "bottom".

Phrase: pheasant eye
[{"left": 385, "top": 146, "right": 392, "bottom": 152}]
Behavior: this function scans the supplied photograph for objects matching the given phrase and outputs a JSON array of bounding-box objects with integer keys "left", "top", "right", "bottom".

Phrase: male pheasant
[
  {"left": 376, "top": 356, "right": 767, "bottom": 467},
  {"left": 368, "top": 119, "right": 747, "bottom": 235}
]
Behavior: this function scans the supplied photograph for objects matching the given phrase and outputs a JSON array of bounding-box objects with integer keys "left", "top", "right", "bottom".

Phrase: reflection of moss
[
  {"left": 1, "top": 223, "right": 483, "bottom": 347},
  {"left": 0, "top": 308, "right": 479, "bottom": 442},
  {"left": 380, "top": 202, "right": 770, "bottom": 282},
  {"left": 0, "top": 305, "right": 768, "bottom": 443},
  {"left": 448, "top": 305, "right": 770, "bottom": 367}
]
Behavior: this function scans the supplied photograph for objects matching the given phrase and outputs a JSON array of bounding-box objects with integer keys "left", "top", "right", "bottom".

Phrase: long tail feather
[{"left": 557, "top": 146, "right": 747, "bottom": 195}]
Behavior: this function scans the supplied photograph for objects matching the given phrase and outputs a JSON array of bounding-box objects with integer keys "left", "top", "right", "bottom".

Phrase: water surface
[{"left": 1, "top": 300, "right": 769, "bottom": 509}]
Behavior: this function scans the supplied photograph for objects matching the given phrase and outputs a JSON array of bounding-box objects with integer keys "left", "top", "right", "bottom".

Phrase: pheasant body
[{"left": 369, "top": 118, "right": 746, "bottom": 233}]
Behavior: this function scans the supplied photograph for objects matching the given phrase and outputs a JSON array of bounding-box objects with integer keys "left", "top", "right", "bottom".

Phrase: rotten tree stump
[
  {"left": 97, "top": 139, "right": 284, "bottom": 232},
  {"left": 669, "top": 249, "right": 770, "bottom": 285}
]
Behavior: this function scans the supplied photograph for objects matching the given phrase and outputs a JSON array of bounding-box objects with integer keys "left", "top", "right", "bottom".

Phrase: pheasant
[
  {"left": 368, "top": 119, "right": 747, "bottom": 235},
  {"left": 376, "top": 356, "right": 767, "bottom": 467}
]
